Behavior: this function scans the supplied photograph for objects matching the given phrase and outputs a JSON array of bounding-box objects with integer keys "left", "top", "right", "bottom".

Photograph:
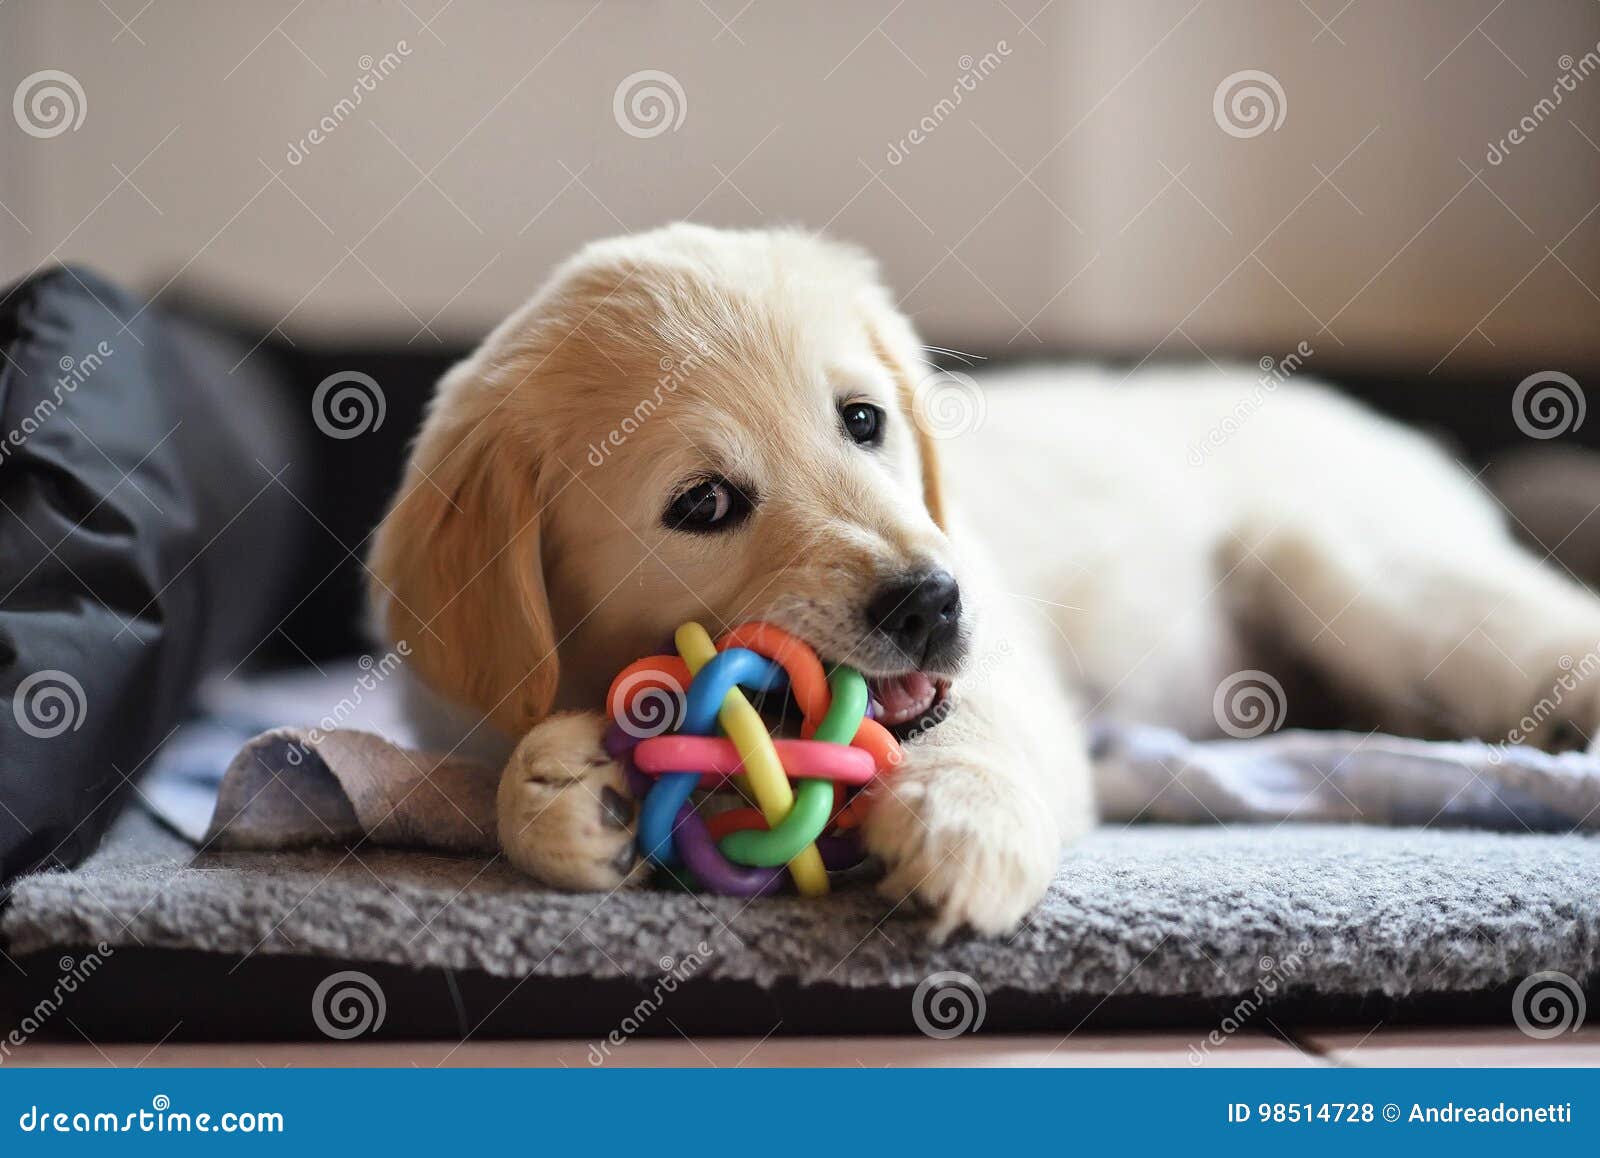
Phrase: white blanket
[{"left": 1091, "top": 719, "right": 1600, "bottom": 831}]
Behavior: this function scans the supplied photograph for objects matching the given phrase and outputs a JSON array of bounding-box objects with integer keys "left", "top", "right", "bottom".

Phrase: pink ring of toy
[{"left": 632, "top": 735, "right": 877, "bottom": 785}]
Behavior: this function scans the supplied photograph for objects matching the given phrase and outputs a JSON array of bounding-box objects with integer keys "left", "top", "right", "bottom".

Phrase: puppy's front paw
[
  {"left": 496, "top": 713, "right": 646, "bottom": 890},
  {"left": 862, "top": 758, "right": 1059, "bottom": 940}
]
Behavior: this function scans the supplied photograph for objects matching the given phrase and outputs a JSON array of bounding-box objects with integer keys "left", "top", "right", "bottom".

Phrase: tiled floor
[{"left": 10, "top": 1028, "right": 1599, "bottom": 1067}]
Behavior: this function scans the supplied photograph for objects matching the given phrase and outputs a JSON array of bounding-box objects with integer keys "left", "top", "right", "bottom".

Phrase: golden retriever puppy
[{"left": 371, "top": 223, "right": 1600, "bottom": 937}]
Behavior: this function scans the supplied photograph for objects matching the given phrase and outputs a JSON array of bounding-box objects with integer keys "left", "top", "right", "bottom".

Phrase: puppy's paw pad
[
  {"left": 496, "top": 713, "right": 645, "bottom": 891},
  {"left": 599, "top": 785, "right": 635, "bottom": 829}
]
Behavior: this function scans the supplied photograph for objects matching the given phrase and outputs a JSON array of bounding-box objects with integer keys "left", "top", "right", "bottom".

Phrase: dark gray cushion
[{"left": 0, "top": 268, "right": 303, "bottom": 883}]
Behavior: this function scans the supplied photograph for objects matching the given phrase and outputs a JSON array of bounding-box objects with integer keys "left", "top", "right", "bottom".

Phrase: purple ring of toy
[{"left": 671, "top": 805, "right": 785, "bottom": 896}]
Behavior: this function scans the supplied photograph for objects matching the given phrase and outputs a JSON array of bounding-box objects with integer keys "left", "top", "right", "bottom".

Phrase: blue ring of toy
[{"left": 638, "top": 647, "right": 788, "bottom": 866}]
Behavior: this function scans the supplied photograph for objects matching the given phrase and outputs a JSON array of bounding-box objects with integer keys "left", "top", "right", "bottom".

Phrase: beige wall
[{"left": 4, "top": 0, "right": 1598, "bottom": 370}]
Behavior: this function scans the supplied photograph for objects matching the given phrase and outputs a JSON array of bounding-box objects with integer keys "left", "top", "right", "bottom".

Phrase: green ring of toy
[{"left": 716, "top": 667, "right": 867, "bottom": 867}]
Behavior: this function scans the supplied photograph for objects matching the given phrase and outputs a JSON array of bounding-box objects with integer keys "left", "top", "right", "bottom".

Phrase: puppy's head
[{"left": 370, "top": 224, "right": 967, "bottom": 740}]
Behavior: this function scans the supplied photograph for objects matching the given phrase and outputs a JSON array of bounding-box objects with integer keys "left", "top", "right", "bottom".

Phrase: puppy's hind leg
[
  {"left": 497, "top": 712, "right": 648, "bottom": 889},
  {"left": 1227, "top": 505, "right": 1600, "bottom": 752}
]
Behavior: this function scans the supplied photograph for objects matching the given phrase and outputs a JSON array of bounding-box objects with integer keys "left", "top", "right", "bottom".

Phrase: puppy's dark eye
[
  {"left": 663, "top": 477, "right": 751, "bottom": 533},
  {"left": 840, "top": 401, "right": 885, "bottom": 447}
]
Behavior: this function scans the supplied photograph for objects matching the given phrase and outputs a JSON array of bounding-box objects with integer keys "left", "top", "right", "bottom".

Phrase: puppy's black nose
[{"left": 866, "top": 570, "right": 961, "bottom": 664}]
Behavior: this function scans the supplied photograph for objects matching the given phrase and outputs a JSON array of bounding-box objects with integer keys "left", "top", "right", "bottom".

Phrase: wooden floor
[{"left": 10, "top": 1027, "right": 1600, "bottom": 1067}]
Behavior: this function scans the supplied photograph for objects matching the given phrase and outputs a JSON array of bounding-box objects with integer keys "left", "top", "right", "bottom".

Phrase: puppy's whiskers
[{"left": 921, "top": 344, "right": 987, "bottom": 367}]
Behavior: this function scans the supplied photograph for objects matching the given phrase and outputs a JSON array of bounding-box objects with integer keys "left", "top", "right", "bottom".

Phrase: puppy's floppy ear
[
  {"left": 868, "top": 324, "right": 946, "bottom": 531},
  {"left": 368, "top": 372, "right": 558, "bottom": 738}
]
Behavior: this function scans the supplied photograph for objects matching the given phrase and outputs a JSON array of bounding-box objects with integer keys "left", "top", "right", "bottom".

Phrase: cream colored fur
[{"left": 370, "top": 224, "right": 1600, "bottom": 939}]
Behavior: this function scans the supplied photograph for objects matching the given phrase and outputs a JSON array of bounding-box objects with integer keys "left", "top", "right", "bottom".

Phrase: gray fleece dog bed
[
  {"left": 7, "top": 672, "right": 1600, "bottom": 1039},
  {"left": 4, "top": 803, "right": 1597, "bottom": 1039}
]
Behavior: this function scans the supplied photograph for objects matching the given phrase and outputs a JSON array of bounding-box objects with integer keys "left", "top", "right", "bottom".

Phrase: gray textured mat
[{"left": 4, "top": 809, "right": 1597, "bottom": 1000}]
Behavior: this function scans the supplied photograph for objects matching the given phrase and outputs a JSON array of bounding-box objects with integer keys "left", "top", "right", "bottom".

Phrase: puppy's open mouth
[
  {"left": 866, "top": 672, "right": 952, "bottom": 740},
  {"left": 748, "top": 668, "right": 951, "bottom": 740}
]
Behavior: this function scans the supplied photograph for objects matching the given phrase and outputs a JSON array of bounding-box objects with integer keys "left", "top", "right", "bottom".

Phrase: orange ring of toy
[
  {"left": 705, "top": 807, "right": 767, "bottom": 842},
  {"left": 605, "top": 656, "right": 693, "bottom": 727}
]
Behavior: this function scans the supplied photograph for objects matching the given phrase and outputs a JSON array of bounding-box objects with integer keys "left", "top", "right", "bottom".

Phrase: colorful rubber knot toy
[{"left": 603, "top": 621, "right": 902, "bottom": 897}]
